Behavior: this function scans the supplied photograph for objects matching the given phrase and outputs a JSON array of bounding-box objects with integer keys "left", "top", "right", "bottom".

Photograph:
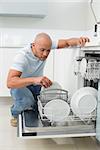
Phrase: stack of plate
[
  {"left": 39, "top": 82, "right": 70, "bottom": 123},
  {"left": 70, "top": 87, "right": 97, "bottom": 119},
  {"left": 41, "top": 82, "right": 62, "bottom": 100},
  {"left": 80, "top": 58, "right": 87, "bottom": 78},
  {"left": 41, "top": 81, "right": 62, "bottom": 90},
  {"left": 44, "top": 99, "right": 70, "bottom": 122}
]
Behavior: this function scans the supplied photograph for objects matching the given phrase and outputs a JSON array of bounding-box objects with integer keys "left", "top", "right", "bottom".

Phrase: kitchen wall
[
  {"left": 1, "top": 0, "right": 100, "bottom": 31},
  {"left": 0, "top": 0, "right": 89, "bottom": 30},
  {"left": 87, "top": 0, "right": 100, "bottom": 31}
]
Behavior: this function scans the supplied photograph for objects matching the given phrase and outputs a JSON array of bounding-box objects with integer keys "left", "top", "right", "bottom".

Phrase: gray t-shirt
[{"left": 11, "top": 41, "right": 58, "bottom": 78}]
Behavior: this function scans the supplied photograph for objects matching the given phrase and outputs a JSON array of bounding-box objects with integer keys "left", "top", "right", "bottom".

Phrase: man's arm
[
  {"left": 57, "top": 37, "right": 90, "bottom": 48},
  {"left": 7, "top": 69, "right": 52, "bottom": 88}
]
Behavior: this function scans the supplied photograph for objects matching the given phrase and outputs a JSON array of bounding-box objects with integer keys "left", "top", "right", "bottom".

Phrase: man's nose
[{"left": 43, "top": 51, "right": 48, "bottom": 56}]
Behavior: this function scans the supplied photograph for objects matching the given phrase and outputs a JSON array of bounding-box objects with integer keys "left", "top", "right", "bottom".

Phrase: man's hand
[
  {"left": 33, "top": 76, "right": 52, "bottom": 88},
  {"left": 67, "top": 37, "right": 90, "bottom": 47},
  {"left": 58, "top": 37, "right": 90, "bottom": 48}
]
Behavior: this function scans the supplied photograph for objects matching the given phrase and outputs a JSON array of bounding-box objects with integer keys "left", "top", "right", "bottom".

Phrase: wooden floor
[{"left": 0, "top": 98, "right": 100, "bottom": 150}]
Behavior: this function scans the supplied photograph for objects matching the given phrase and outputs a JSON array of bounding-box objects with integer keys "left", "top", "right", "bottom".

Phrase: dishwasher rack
[
  {"left": 17, "top": 89, "right": 96, "bottom": 139},
  {"left": 84, "top": 59, "right": 100, "bottom": 80},
  {"left": 38, "top": 89, "right": 96, "bottom": 125}
]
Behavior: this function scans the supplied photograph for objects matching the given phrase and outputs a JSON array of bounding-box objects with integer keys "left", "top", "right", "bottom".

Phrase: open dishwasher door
[{"left": 18, "top": 109, "right": 96, "bottom": 139}]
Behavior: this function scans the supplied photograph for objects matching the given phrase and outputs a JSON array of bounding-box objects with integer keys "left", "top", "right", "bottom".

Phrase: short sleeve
[
  {"left": 10, "top": 53, "right": 27, "bottom": 72},
  {"left": 51, "top": 40, "right": 58, "bottom": 49}
]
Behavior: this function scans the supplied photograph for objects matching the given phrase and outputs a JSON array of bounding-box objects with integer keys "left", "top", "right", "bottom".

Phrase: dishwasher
[{"left": 17, "top": 46, "right": 100, "bottom": 140}]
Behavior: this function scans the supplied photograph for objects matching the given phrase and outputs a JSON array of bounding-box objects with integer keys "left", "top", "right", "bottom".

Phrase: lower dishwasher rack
[{"left": 17, "top": 110, "right": 96, "bottom": 139}]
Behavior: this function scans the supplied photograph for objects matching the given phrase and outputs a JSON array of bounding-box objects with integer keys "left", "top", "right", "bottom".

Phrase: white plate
[
  {"left": 44, "top": 99, "right": 70, "bottom": 122},
  {"left": 41, "top": 82, "right": 62, "bottom": 100},
  {"left": 41, "top": 81, "right": 62, "bottom": 91},
  {"left": 80, "top": 58, "right": 87, "bottom": 77},
  {"left": 70, "top": 87, "right": 97, "bottom": 119}
]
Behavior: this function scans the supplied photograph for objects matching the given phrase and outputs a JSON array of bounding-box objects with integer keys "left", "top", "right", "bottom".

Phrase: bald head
[
  {"left": 32, "top": 33, "right": 52, "bottom": 61},
  {"left": 34, "top": 33, "right": 52, "bottom": 46}
]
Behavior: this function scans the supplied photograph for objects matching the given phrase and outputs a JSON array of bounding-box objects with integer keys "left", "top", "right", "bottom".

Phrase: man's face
[{"left": 32, "top": 40, "right": 52, "bottom": 61}]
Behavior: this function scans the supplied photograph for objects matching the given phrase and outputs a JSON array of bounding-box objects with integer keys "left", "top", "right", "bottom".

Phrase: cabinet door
[
  {"left": 53, "top": 48, "right": 78, "bottom": 96},
  {"left": 43, "top": 50, "right": 54, "bottom": 81},
  {"left": 0, "top": 48, "right": 20, "bottom": 96},
  {"left": 0, "top": 49, "right": 2, "bottom": 94}
]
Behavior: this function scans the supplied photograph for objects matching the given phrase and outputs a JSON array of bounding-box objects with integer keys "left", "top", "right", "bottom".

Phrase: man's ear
[{"left": 32, "top": 42, "right": 35, "bottom": 46}]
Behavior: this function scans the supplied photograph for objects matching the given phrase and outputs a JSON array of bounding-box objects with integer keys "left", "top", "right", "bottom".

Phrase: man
[{"left": 7, "top": 32, "right": 89, "bottom": 127}]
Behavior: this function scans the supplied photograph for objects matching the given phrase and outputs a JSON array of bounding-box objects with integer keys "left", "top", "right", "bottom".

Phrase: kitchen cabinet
[
  {"left": 0, "top": 46, "right": 81, "bottom": 97},
  {"left": 0, "top": 47, "right": 54, "bottom": 97},
  {"left": 0, "top": 46, "right": 79, "bottom": 97},
  {"left": 43, "top": 50, "right": 54, "bottom": 81},
  {"left": 0, "top": 48, "right": 20, "bottom": 96},
  {"left": 0, "top": 3, "right": 47, "bottom": 18},
  {"left": 53, "top": 48, "right": 79, "bottom": 96}
]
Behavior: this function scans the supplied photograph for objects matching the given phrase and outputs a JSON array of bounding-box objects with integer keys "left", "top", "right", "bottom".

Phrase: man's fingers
[
  {"left": 80, "top": 38, "right": 86, "bottom": 46},
  {"left": 41, "top": 77, "right": 52, "bottom": 88},
  {"left": 79, "top": 37, "right": 90, "bottom": 47}
]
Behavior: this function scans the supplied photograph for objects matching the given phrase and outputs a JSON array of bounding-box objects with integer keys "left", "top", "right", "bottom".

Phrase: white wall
[
  {"left": 87, "top": 1, "right": 100, "bottom": 30},
  {"left": 1, "top": 0, "right": 100, "bottom": 31},
  {"left": 0, "top": 1, "right": 89, "bottom": 31}
]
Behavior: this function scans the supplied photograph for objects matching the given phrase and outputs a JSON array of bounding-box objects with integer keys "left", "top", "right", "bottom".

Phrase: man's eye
[
  {"left": 47, "top": 50, "right": 50, "bottom": 52},
  {"left": 40, "top": 49, "right": 45, "bottom": 51}
]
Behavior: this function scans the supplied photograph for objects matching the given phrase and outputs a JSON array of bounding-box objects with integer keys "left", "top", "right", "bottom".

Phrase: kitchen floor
[{"left": 0, "top": 98, "right": 100, "bottom": 150}]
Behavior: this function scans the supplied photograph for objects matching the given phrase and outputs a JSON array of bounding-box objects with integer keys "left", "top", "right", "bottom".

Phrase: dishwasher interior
[{"left": 18, "top": 47, "right": 100, "bottom": 139}]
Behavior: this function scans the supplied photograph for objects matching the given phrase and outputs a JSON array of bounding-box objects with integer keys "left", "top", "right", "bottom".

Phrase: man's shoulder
[
  {"left": 21, "top": 44, "right": 31, "bottom": 52},
  {"left": 18, "top": 44, "right": 31, "bottom": 56}
]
